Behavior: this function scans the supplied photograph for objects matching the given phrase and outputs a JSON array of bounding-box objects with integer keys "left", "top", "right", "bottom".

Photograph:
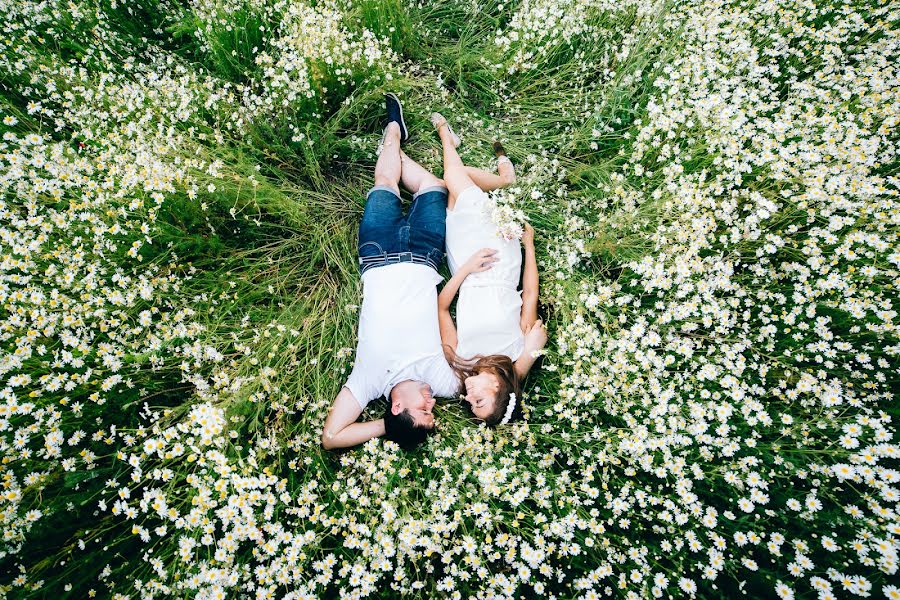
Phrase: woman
[{"left": 432, "top": 112, "right": 548, "bottom": 426}]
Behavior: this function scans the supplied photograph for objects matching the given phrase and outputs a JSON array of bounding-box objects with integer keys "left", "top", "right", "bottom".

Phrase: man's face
[{"left": 391, "top": 380, "right": 436, "bottom": 428}]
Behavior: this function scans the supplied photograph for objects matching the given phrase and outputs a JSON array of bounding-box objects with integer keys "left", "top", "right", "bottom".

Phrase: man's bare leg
[
  {"left": 400, "top": 150, "right": 445, "bottom": 195},
  {"left": 374, "top": 122, "right": 402, "bottom": 196}
]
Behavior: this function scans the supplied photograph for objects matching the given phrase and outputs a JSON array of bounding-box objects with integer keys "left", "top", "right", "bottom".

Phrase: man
[{"left": 321, "top": 93, "right": 458, "bottom": 450}]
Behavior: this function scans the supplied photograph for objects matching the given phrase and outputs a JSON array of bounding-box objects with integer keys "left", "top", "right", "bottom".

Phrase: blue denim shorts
[{"left": 358, "top": 185, "right": 448, "bottom": 275}]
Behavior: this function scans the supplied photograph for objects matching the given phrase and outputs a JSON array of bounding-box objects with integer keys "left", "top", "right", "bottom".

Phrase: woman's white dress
[{"left": 445, "top": 185, "right": 524, "bottom": 361}]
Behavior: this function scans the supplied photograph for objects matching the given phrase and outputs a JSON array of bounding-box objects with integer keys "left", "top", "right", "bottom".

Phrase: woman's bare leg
[
  {"left": 399, "top": 150, "right": 445, "bottom": 195},
  {"left": 435, "top": 116, "right": 476, "bottom": 210},
  {"left": 464, "top": 164, "right": 515, "bottom": 192}
]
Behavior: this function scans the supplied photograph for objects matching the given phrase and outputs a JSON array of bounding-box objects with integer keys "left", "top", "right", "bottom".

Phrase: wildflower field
[{"left": 1, "top": 0, "right": 898, "bottom": 598}]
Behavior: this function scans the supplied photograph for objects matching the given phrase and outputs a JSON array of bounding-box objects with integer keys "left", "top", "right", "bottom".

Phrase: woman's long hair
[{"left": 445, "top": 347, "right": 523, "bottom": 426}]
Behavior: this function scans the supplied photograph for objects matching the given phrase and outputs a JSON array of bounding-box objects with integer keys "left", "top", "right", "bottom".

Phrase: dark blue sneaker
[{"left": 384, "top": 92, "right": 409, "bottom": 144}]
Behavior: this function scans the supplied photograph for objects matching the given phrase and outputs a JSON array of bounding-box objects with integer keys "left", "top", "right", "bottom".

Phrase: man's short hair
[{"left": 383, "top": 405, "right": 429, "bottom": 450}]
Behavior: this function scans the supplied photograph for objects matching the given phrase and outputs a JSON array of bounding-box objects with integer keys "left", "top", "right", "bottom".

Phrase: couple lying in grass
[{"left": 321, "top": 93, "right": 547, "bottom": 451}]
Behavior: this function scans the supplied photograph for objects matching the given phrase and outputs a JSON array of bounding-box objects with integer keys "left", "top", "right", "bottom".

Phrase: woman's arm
[
  {"left": 438, "top": 274, "right": 462, "bottom": 361},
  {"left": 520, "top": 223, "right": 539, "bottom": 331},
  {"left": 515, "top": 318, "right": 547, "bottom": 379},
  {"left": 438, "top": 248, "right": 499, "bottom": 362},
  {"left": 321, "top": 387, "right": 385, "bottom": 450}
]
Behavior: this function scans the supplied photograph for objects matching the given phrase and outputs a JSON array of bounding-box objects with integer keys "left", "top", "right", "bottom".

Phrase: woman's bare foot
[
  {"left": 431, "top": 112, "right": 460, "bottom": 148},
  {"left": 493, "top": 141, "right": 515, "bottom": 185}
]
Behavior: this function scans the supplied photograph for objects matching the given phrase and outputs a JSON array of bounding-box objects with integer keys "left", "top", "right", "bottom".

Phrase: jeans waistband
[{"left": 359, "top": 251, "right": 439, "bottom": 274}]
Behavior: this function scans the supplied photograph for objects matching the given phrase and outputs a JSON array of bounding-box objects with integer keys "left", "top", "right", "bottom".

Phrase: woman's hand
[
  {"left": 522, "top": 318, "right": 547, "bottom": 356},
  {"left": 522, "top": 222, "right": 534, "bottom": 246},
  {"left": 463, "top": 247, "right": 499, "bottom": 273}
]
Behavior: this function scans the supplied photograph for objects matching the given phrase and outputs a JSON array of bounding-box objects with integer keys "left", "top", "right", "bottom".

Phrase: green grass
[{"left": 1, "top": 0, "right": 898, "bottom": 597}]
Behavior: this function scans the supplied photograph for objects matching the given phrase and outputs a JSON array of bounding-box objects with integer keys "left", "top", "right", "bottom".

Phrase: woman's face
[{"left": 463, "top": 371, "right": 500, "bottom": 421}]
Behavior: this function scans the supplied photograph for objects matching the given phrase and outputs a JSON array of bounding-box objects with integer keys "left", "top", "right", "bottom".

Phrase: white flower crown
[{"left": 499, "top": 393, "right": 516, "bottom": 425}]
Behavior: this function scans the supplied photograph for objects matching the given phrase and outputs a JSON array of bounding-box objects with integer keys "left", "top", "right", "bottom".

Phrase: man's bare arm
[{"left": 321, "top": 386, "right": 385, "bottom": 450}]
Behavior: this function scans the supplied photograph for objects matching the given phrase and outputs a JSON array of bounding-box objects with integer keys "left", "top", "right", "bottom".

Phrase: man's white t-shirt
[{"left": 344, "top": 263, "right": 460, "bottom": 409}]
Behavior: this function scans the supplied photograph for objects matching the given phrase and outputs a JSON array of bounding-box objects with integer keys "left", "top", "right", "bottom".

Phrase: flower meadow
[{"left": 0, "top": 0, "right": 897, "bottom": 597}]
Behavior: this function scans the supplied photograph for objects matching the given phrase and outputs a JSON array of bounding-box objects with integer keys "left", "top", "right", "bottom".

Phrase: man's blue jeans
[{"left": 358, "top": 185, "right": 448, "bottom": 275}]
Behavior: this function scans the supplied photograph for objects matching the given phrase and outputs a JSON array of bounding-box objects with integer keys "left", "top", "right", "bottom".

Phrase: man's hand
[
  {"left": 463, "top": 247, "right": 499, "bottom": 274},
  {"left": 522, "top": 318, "right": 547, "bottom": 356}
]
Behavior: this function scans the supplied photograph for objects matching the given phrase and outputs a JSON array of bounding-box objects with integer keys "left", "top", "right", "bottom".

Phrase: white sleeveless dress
[{"left": 445, "top": 185, "right": 525, "bottom": 361}]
